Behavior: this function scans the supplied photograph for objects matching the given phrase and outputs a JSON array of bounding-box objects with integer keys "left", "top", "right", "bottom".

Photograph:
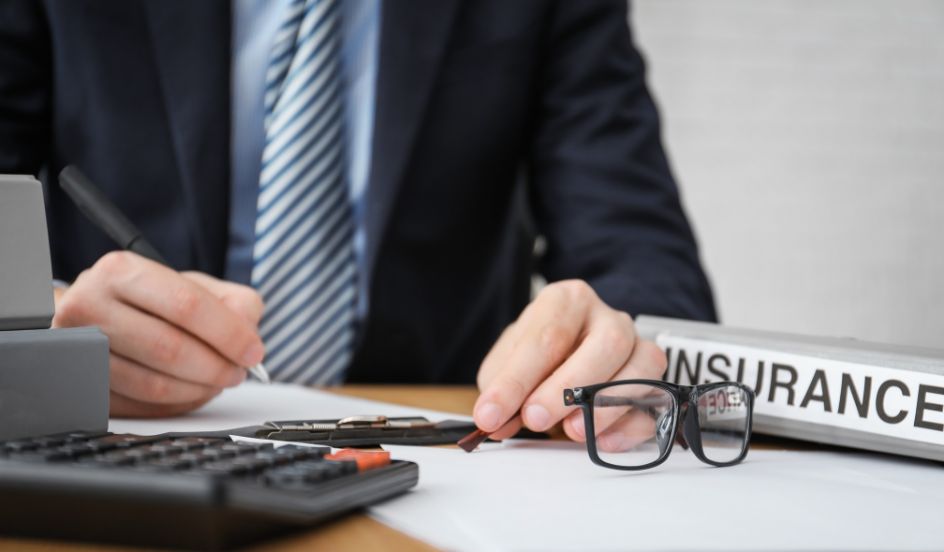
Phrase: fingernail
[
  {"left": 570, "top": 416, "right": 585, "bottom": 439},
  {"left": 242, "top": 342, "right": 264, "bottom": 367},
  {"left": 524, "top": 404, "right": 550, "bottom": 431},
  {"left": 475, "top": 402, "right": 502, "bottom": 432}
]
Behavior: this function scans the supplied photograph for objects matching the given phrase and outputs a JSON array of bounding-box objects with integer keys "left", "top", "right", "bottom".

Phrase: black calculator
[{"left": 0, "top": 430, "right": 418, "bottom": 550}]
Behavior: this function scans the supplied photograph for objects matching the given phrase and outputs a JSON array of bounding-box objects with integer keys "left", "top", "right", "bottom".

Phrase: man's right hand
[{"left": 51, "top": 251, "right": 265, "bottom": 418}]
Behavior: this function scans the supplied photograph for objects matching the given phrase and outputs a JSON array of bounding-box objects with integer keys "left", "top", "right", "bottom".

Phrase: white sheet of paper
[
  {"left": 108, "top": 382, "right": 467, "bottom": 435},
  {"left": 375, "top": 441, "right": 944, "bottom": 551}
]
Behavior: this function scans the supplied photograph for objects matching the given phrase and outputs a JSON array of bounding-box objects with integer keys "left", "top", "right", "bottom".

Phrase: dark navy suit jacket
[{"left": 0, "top": 0, "right": 717, "bottom": 383}]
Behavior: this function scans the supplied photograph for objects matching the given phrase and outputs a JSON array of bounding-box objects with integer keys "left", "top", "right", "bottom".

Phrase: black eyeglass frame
[{"left": 563, "top": 379, "right": 755, "bottom": 471}]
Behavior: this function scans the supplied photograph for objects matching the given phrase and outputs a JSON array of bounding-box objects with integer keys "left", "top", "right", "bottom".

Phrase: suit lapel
[
  {"left": 143, "top": 1, "right": 231, "bottom": 275},
  {"left": 365, "top": 0, "right": 463, "bottom": 280}
]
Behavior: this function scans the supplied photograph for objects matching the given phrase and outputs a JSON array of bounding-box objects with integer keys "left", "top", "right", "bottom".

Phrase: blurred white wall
[{"left": 631, "top": 0, "right": 944, "bottom": 348}]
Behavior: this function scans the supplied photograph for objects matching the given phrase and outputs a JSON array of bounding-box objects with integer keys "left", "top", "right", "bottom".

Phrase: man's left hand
[{"left": 474, "top": 280, "right": 667, "bottom": 442}]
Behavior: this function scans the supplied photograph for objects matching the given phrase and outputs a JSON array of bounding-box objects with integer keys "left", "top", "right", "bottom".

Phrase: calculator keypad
[{"left": 0, "top": 431, "right": 359, "bottom": 490}]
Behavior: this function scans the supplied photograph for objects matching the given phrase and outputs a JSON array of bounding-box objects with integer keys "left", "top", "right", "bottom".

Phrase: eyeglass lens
[
  {"left": 591, "top": 384, "right": 676, "bottom": 468},
  {"left": 696, "top": 384, "right": 751, "bottom": 463}
]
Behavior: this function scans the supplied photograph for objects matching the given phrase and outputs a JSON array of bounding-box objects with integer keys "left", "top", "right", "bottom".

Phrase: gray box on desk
[
  {"left": 0, "top": 175, "right": 55, "bottom": 330},
  {"left": 0, "top": 327, "right": 109, "bottom": 441},
  {"left": 0, "top": 174, "right": 110, "bottom": 440}
]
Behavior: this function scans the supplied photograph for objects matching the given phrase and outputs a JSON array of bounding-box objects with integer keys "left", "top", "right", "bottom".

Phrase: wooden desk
[{"left": 0, "top": 386, "right": 477, "bottom": 552}]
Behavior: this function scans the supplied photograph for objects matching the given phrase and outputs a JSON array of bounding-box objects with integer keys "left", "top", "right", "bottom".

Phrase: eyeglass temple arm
[
  {"left": 564, "top": 391, "right": 667, "bottom": 410},
  {"left": 563, "top": 390, "right": 671, "bottom": 413}
]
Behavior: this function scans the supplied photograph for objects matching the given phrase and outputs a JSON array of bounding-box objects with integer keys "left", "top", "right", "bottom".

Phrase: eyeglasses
[{"left": 563, "top": 380, "right": 755, "bottom": 470}]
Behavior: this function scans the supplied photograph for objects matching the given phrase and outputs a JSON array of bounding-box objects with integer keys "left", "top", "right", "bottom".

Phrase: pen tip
[{"left": 249, "top": 363, "right": 271, "bottom": 384}]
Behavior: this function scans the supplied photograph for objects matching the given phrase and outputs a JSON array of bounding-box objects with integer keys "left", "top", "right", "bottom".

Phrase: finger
[
  {"left": 476, "top": 322, "right": 519, "bottom": 390},
  {"left": 521, "top": 308, "right": 635, "bottom": 432},
  {"left": 181, "top": 272, "right": 264, "bottom": 325},
  {"left": 486, "top": 416, "right": 523, "bottom": 442},
  {"left": 109, "top": 353, "right": 223, "bottom": 405},
  {"left": 109, "top": 390, "right": 220, "bottom": 418},
  {"left": 477, "top": 281, "right": 589, "bottom": 391},
  {"left": 51, "top": 269, "right": 97, "bottom": 329},
  {"left": 102, "top": 254, "right": 264, "bottom": 367},
  {"left": 53, "top": 261, "right": 249, "bottom": 388},
  {"left": 99, "top": 301, "right": 247, "bottom": 388},
  {"left": 52, "top": 284, "right": 68, "bottom": 306},
  {"left": 473, "top": 281, "right": 594, "bottom": 432},
  {"left": 595, "top": 409, "right": 658, "bottom": 453},
  {"left": 584, "top": 341, "right": 668, "bottom": 436},
  {"left": 563, "top": 410, "right": 587, "bottom": 442}
]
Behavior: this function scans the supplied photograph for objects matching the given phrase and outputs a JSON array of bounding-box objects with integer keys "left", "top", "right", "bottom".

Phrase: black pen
[{"left": 58, "top": 165, "right": 271, "bottom": 383}]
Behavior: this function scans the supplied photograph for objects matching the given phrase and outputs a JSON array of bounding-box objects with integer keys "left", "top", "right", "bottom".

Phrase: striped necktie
[{"left": 251, "top": 0, "right": 357, "bottom": 384}]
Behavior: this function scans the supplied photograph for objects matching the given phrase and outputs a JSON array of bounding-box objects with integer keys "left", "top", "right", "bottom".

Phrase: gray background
[{"left": 630, "top": 0, "right": 944, "bottom": 348}]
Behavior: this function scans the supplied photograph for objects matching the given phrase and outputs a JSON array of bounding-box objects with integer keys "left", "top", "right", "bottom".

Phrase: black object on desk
[
  {"left": 243, "top": 415, "right": 478, "bottom": 447},
  {"left": 235, "top": 415, "right": 548, "bottom": 447},
  {"left": 0, "top": 430, "right": 418, "bottom": 550}
]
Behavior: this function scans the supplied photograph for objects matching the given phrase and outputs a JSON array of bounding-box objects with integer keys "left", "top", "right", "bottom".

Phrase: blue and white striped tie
[{"left": 251, "top": 0, "right": 357, "bottom": 385}]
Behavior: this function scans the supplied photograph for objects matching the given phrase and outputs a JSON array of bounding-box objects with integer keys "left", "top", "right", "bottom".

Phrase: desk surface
[
  {"left": 0, "top": 385, "right": 812, "bottom": 552},
  {"left": 0, "top": 385, "right": 477, "bottom": 552}
]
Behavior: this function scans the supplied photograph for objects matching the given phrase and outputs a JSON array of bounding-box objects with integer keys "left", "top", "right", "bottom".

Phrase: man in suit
[{"left": 0, "top": 0, "right": 716, "bottom": 443}]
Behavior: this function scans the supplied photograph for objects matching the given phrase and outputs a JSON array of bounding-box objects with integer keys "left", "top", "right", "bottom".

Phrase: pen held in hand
[
  {"left": 457, "top": 414, "right": 521, "bottom": 452},
  {"left": 58, "top": 165, "right": 273, "bottom": 385}
]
